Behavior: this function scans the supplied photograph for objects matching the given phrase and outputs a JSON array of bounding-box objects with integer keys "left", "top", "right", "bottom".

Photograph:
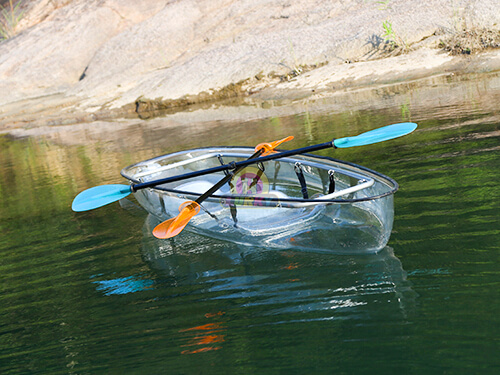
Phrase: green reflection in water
[{"left": 0, "top": 72, "right": 499, "bottom": 374}]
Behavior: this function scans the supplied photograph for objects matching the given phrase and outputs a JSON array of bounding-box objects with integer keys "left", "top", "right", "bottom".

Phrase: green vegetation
[
  {"left": 438, "top": 4, "right": 500, "bottom": 55},
  {"left": 287, "top": 38, "right": 303, "bottom": 78},
  {"left": 439, "top": 28, "right": 500, "bottom": 55},
  {"left": 381, "top": 19, "right": 409, "bottom": 54},
  {"left": 373, "top": 0, "right": 409, "bottom": 55},
  {"left": 375, "top": 0, "right": 391, "bottom": 11},
  {"left": 0, "top": 0, "right": 23, "bottom": 41},
  {"left": 382, "top": 20, "right": 396, "bottom": 48}
]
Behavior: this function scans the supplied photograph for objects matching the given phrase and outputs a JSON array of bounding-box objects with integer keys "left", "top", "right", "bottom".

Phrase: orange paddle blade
[
  {"left": 152, "top": 201, "right": 201, "bottom": 239},
  {"left": 254, "top": 136, "right": 294, "bottom": 156}
]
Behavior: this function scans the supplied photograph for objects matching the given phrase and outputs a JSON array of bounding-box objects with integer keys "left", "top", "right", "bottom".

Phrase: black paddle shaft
[
  {"left": 131, "top": 140, "right": 335, "bottom": 192},
  {"left": 195, "top": 149, "right": 262, "bottom": 203}
]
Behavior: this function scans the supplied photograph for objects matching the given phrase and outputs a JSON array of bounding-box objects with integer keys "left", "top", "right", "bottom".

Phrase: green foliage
[
  {"left": 376, "top": 0, "right": 391, "bottom": 10},
  {"left": 374, "top": 0, "right": 409, "bottom": 55},
  {"left": 439, "top": 28, "right": 500, "bottom": 55},
  {"left": 381, "top": 19, "right": 408, "bottom": 54},
  {"left": 382, "top": 20, "right": 396, "bottom": 48},
  {"left": 0, "top": 0, "right": 24, "bottom": 41}
]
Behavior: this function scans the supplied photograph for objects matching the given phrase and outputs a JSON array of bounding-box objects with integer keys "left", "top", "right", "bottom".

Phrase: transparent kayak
[{"left": 121, "top": 147, "right": 398, "bottom": 254}]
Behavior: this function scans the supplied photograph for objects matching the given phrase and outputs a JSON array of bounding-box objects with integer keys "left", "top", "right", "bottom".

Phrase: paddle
[
  {"left": 152, "top": 122, "right": 418, "bottom": 239},
  {"left": 152, "top": 136, "right": 295, "bottom": 238},
  {"left": 72, "top": 122, "right": 417, "bottom": 212},
  {"left": 71, "top": 136, "right": 292, "bottom": 212}
]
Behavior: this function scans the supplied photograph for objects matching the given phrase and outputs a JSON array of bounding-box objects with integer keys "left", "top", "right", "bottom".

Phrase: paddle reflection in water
[
  {"left": 91, "top": 274, "right": 155, "bottom": 296},
  {"left": 179, "top": 320, "right": 226, "bottom": 355}
]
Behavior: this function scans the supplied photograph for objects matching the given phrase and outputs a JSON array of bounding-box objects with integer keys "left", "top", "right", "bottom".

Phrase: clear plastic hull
[{"left": 122, "top": 147, "right": 398, "bottom": 254}]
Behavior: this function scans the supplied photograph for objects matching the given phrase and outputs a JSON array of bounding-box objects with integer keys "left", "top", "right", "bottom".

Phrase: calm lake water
[{"left": 1, "top": 71, "right": 499, "bottom": 374}]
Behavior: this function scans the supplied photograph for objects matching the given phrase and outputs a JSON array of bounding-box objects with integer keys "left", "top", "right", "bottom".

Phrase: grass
[
  {"left": 0, "top": 0, "right": 24, "bottom": 41},
  {"left": 439, "top": 28, "right": 500, "bottom": 55},
  {"left": 374, "top": 1, "right": 409, "bottom": 56},
  {"left": 376, "top": 0, "right": 391, "bottom": 11},
  {"left": 381, "top": 19, "right": 409, "bottom": 55},
  {"left": 438, "top": 4, "right": 500, "bottom": 55}
]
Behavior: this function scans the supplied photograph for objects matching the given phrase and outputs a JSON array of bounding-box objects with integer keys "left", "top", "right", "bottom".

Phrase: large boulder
[{"left": 0, "top": 0, "right": 499, "bottom": 114}]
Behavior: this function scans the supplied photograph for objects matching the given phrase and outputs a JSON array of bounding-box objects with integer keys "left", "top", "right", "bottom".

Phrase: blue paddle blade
[
  {"left": 334, "top": 122, "right": 417, "bottom": 148},
  {"left": 72, "top": 184, "right": 132, "bottom": 212}
]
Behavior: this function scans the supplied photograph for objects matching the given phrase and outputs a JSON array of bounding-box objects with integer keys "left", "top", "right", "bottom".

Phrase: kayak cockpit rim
[{"left": 120, "top": 147, "right": 399, "bottom": 206}]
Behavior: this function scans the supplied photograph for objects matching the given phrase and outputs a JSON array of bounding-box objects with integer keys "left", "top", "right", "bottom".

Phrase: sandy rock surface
[{"left": 0, "top": 0, "right": 499, "bottom": 126}]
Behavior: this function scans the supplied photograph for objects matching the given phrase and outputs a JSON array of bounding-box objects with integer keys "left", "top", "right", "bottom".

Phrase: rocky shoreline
[{"left": 1, "top": 0, "right": 499, "bottom": 131}]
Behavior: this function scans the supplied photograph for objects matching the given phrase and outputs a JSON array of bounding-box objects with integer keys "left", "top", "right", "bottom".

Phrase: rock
[{"left": 0, "top": 0, "right": 499, "bottom": 122}]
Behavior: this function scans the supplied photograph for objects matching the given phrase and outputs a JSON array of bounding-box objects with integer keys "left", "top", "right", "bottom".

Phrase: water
[{"left": 1, "top": 72, "right": 499, "bottom": 374}]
